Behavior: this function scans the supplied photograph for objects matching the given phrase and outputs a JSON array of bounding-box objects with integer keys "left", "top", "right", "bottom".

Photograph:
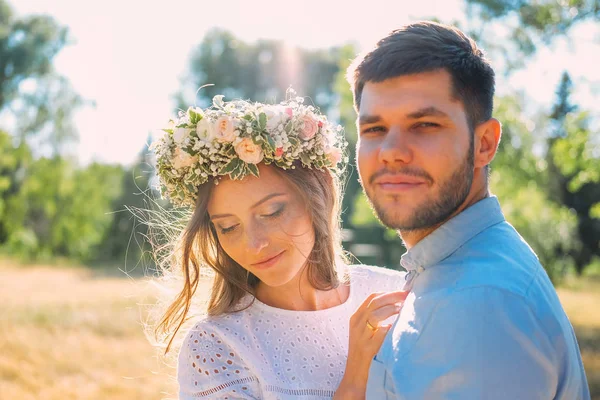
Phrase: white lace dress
[{"left": 177, "top": 265, "right": 407, "bottom": 399}]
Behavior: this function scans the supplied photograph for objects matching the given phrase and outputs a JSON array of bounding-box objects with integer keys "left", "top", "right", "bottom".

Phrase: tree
[
  {"left": 547, "top": 72, "right": 600, "bottom": 274},
  {"left": 176, "top": 28, "right": 341, "bottom": 112},
  {"left": 94, "top": 139, "right": 156, "bottom": 272},
  {"left": 0, "top": 1, "right": 68, "bottom": 110},
  {"left": 0, "top": 0, "right": 84, "bottom": 156},
  {"left": 490, "top": 94, "right": 580, "bottom": 282},
  {"left": 465, "top": 0, "right": 600, "bottom": 55}
]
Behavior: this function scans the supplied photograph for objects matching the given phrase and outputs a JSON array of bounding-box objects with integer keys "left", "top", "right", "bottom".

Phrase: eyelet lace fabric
[{"left": 177, "top": 265, "right": 406, "bottom": 399}]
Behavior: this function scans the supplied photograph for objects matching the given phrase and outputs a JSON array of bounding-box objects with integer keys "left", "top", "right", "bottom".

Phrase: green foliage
[
  {"left": 491, "top": 168, "right": 579, "bottom": 282},
  {"left": 552, "top": 112, "right": 600, "bottom": 192},
  {"left": 176, "top": 28, "right": 341, "bottom": 112},
  {"left": 545, "top": 73, "right": 600, "bottom": 274},
  {"left": 93, "top": 141, "right": 155, "bottom": 270},
  {"left": 0, "top": 1, "right": 69, "bottom": 109},
  {"left": 0, "top": 148, "right": 124, "bottom": 260},
  {"left": 466, "top": 0, "right": 599, "bottom": 53}
]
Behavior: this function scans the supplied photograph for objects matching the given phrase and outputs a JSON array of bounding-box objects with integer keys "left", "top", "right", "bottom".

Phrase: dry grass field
[{"left": 1, "top": 260, "right": 598, "bottom": 399}]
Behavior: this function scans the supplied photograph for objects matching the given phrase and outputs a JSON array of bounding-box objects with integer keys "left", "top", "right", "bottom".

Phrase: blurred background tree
[{"left": 0, "top": 0, "right": 598, "bottom": 282}]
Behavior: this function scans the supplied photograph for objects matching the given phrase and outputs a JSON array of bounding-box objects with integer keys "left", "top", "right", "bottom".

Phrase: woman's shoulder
[
  {"left": 346, "top": 264, "right": 407, "bottom": 294},
  {"left": 181, "top": 306, "right": 251, "bottom": 341},
  {"left": 177, "top": 313, "right": 260, "bottom": 398}
]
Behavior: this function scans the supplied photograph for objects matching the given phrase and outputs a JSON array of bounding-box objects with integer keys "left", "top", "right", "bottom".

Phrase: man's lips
[
  {"left": 252, "top": 250, "right": 285, "bottom": 269},
  {"left": 373, "top": 174, "right": 428, "bottom": 191}
]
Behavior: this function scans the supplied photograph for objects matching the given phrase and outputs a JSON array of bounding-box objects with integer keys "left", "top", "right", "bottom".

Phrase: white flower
[
  {"left": 215, "top": 115, "right": 236, "bottom": 143},
  {"left": 264, "top": 105, "right": 289, "bottom": 133},
  {"left": 235, "top": 138, "right": 264, "bottom": 164},
  {"left": 197, "top": 118, "right": 216, "bottom": 141},
  {"left": 173, "top": 127, "right": 192, "bottom": 145}
]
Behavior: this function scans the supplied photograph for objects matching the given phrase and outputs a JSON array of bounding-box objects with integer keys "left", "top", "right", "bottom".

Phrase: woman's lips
[{"left": 252, "top": 250, "right": 285, "bottom": 270}]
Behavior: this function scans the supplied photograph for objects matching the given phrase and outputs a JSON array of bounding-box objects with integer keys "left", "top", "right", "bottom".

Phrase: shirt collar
[{"left": 400, "top": 196, "right": 505, "bottom": 272}]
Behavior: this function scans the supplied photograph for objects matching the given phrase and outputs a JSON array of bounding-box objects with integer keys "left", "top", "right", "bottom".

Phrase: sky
[{"left": 9, "top": 0, "right": 600, "bottom": 166}]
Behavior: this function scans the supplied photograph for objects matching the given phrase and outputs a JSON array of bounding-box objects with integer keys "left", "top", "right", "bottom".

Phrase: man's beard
[{"left": 364, "top": 143, "right": 474, "bottom": 232}]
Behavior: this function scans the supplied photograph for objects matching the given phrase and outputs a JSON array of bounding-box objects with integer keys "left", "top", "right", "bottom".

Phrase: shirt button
[{"left": 416, "top": 265, "right": 425, "bottom": 273}]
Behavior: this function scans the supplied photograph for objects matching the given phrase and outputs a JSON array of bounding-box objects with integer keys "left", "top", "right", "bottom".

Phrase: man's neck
[{"left": 400, "top": 187, "right": 490, "bottom": 249}]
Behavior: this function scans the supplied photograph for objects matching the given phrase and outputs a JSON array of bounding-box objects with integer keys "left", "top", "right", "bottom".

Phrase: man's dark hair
[{"left": 347, "top": 21, "right": 495, "bottom": 130}]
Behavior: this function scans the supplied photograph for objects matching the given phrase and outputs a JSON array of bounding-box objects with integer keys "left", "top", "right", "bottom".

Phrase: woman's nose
[{"left": 246, "top": 224, "right": 270, "bottom": 254}]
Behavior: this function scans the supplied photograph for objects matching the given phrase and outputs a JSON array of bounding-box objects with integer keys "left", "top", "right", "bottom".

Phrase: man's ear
[{"left": 474, "top": 118, "right": 502, "bottom": 169}]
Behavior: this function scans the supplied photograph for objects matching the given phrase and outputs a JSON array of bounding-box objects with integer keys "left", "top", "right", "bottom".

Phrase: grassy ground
[{"left": 1, "top": 261, "right": 598, "bottom": 399}]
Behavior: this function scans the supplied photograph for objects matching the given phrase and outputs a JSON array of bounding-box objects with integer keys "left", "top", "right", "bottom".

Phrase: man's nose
[{"left": 378, "top": 127, "right": 413, "bottom": 165}]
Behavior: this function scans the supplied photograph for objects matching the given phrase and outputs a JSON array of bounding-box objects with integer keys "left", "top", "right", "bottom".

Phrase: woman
[{"left": 151, "top": 93, "right": 408, "bottom": 399}]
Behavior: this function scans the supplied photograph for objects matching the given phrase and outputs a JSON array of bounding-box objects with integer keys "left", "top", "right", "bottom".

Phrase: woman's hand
[{"left": 334, "top": 290, "right": 409, "bottom": 400}]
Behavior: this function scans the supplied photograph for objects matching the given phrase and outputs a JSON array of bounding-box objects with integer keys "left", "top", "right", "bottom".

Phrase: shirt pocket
[{"left": 366, "top": 357, "right": 392, "bottom": 400}]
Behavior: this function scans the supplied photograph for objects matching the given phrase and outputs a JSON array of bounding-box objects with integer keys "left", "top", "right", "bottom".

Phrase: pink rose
[
  {"left": 275, "top": 147, "right": 284, "bottom": 157},
  {"left": 285, "top": 107, "right": 293, "bottom": 118},
  {"left": 235, "top": 138, "right": 264, "bottom": 164},
  {"left": 299, "top": 115, "right": 318, "bottom": 140},
  {"left": 215, "top": 115, "right": 236, "bottom": 143},
  {"left": 327, "top": 147, "right": 342, "bottom": 165}
]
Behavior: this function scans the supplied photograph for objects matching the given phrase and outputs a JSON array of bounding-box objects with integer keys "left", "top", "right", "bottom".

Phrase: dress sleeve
[
  {"left": 384, "top": 287, "right": 558, "bottom": 399},
  {"left": 177, "top": 322, "right": 262, "bottom": 399}
]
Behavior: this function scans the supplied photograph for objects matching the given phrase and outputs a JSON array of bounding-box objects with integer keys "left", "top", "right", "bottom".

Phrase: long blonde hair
[{"left": 154, "top": 161, "right": 346, "bottom": 353}]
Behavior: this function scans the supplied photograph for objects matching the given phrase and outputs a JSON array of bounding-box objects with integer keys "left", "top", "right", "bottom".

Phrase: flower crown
[{"left": 151, "top": 92, "right": 347, "bottom": 207}]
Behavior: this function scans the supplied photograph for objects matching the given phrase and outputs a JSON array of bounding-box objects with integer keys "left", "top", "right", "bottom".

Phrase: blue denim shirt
[{"left": 366, "top": 196, "right": 590, "bottom": 400}]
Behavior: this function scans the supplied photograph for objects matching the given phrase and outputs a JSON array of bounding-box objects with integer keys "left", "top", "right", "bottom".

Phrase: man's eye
[
  {"left": 415, "top": 122, "right": 440, "bottom": 128},
  {"left": 361, "top": 126, "right": 386, "bottom": 135}
]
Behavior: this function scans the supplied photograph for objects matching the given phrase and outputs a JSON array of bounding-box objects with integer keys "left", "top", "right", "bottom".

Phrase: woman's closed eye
[
  {"left": 219, "top": 223, "right": 239, "bottom": 234},
  {"left": 261, "top": 205, "right": 286, "bottom": 219}
]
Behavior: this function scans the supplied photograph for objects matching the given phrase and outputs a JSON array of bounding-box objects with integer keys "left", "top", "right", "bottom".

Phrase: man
[{"left": 348, "top": 21, "right": 590, "bottom": 399}]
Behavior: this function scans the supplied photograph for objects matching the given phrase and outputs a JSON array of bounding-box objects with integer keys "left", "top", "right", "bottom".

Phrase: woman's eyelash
[
  {"left": 219, "top": 206, "right": 285, "bottom": 234},
  {"left": 220, "top": 224, "right": 238, "bottom": 234},
  {"left": 264, "top": 206, "right": 285, "bottom": 218}
]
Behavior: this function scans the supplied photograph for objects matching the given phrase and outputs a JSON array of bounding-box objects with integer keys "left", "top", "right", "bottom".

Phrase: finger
[
  {"left": 369, "top": 323, "right": 393, "bottom": 348},
  {"left": 366, "top": 304, "right": 402, "bottom": 327},
  {"left": 368, "top": 290, "right": 409, "bottom": 310},
  {"left": 354, "top": 292, "right": 385, "bottom": 315}
]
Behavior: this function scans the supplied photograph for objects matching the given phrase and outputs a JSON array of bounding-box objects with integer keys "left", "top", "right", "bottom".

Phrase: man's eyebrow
[
  {"left": 406, "top": 107, "right": 450, "bottom": 119},
  {"left": 358, "top": 114, "right": 382, "bottom": 125}
]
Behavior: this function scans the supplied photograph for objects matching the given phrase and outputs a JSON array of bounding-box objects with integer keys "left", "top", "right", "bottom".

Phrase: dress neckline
[{"left": 247, "top": 268, "right": 354, "bottom": 317}]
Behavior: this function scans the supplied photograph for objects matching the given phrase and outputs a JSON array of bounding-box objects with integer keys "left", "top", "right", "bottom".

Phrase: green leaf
[
  {"left": 247, "top": 163, "right": 259, "bottom": 177},
  {"left": 219, "top": 158, "right": 240, "bottom": 175},
  {"left": 188, "top": 108, "right": 202, "bottom": 124},
  {"left": 259, "top": 113, "right": 267, "bottom": 130},
  {"left": 300, "top": 153, "right": 312, "bottom": 165},
  {"left": 162, "top": 129, "right": 174, "bottom": 134},
  {"left": 232, "top": 163, "right": 246, "bottom": 180},
  {"left": 267, "top": 136, "right": 277, "bottom": 151}
]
